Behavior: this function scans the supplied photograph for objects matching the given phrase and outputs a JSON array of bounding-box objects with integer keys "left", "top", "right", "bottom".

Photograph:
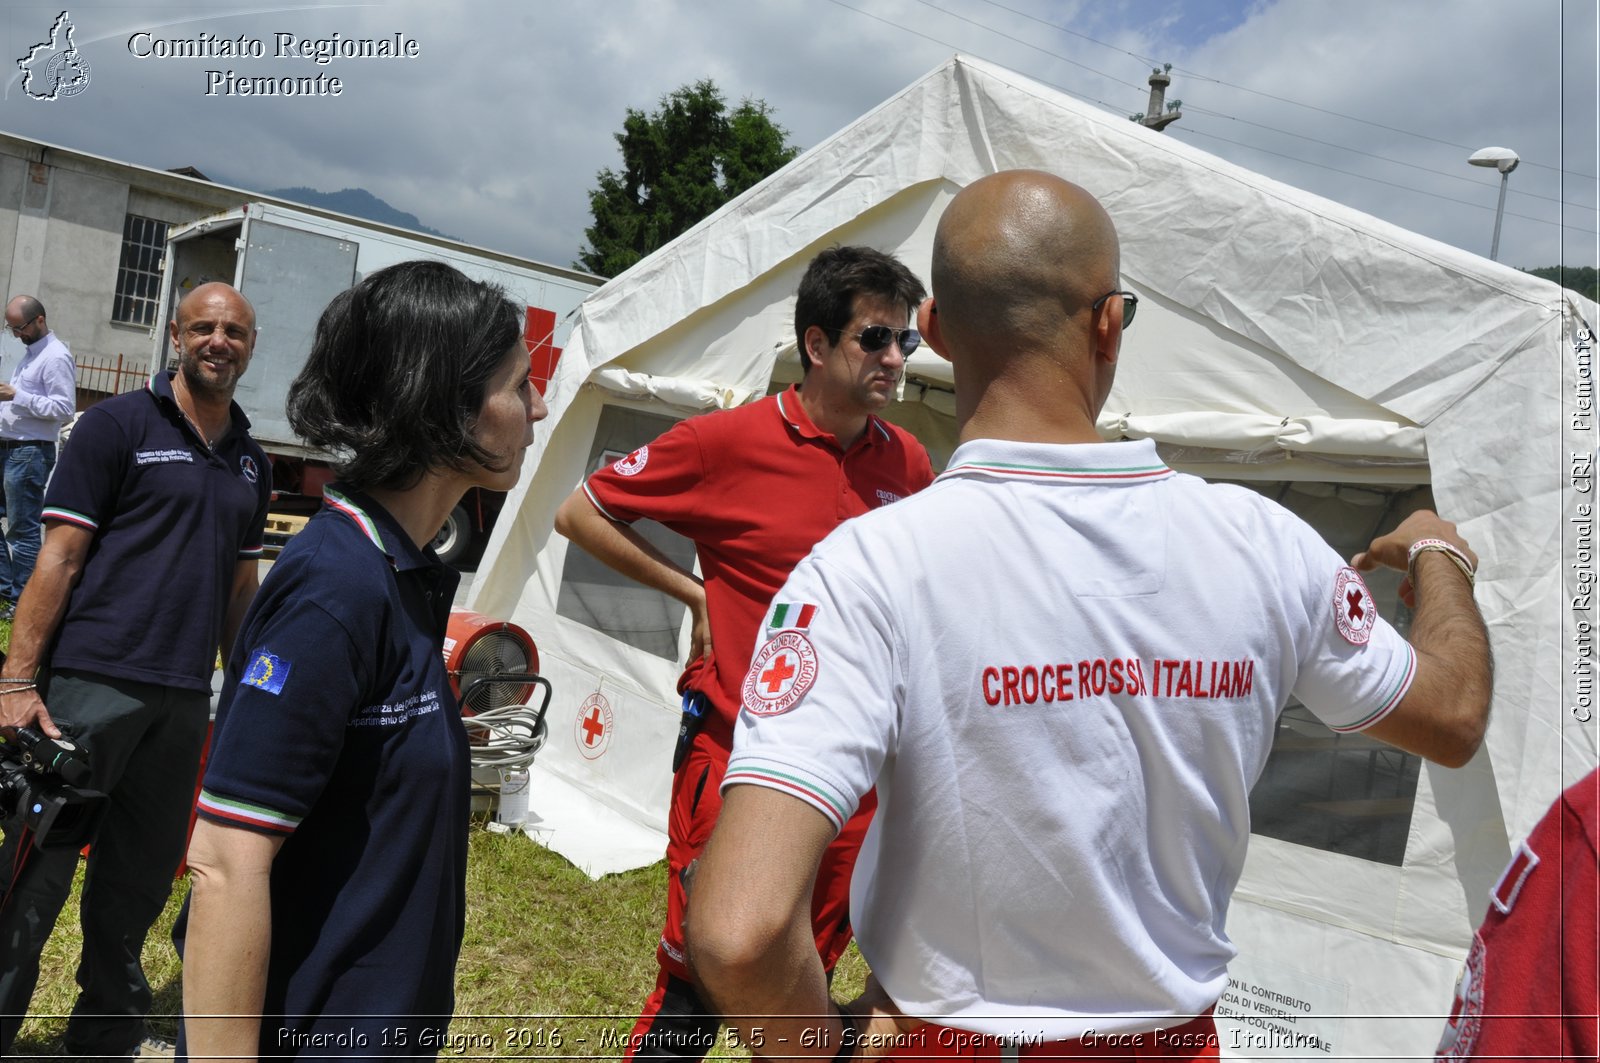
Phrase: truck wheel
[{"left": 432, "top": 504, "right": 472, "bottom": 565}]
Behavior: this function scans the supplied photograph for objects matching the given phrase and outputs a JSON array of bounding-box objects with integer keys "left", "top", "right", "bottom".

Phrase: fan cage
[{"left": 456, "top": 632, "right": 536, "bottom": 712}]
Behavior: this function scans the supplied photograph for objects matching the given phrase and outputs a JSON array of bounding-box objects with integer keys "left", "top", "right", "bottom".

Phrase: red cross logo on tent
[
  {"left": 1333, "top": 567, "right": 1376, "bottom": 646},
  {"left": 742, "top": 631, "right": 819, "bottom": 717},
  {"left": 574, "top": 692, "right": 615, "bottom": 760}
]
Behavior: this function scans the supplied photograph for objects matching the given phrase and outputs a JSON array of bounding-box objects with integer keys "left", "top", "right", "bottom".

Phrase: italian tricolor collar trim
[
  {"left": 937, "top": 438, "right": 1175, "bottom": 486},
  {"left": 323, "top": 487, "right": 388, "bottom": 557}
]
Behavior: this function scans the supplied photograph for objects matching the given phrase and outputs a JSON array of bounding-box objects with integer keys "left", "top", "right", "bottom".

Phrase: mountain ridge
[{"left": 262, "top": 186, "right": 453, "bottom": 239}]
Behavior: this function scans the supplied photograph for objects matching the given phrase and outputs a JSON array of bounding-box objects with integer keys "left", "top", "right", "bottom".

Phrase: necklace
[{"left": 183, "top": 412, "right": 226, "bottom": 449}]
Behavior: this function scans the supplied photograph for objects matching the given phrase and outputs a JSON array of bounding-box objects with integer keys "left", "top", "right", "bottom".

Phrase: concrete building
[{"left": 0, "top": 131, "right": 265, "bottom": 401}]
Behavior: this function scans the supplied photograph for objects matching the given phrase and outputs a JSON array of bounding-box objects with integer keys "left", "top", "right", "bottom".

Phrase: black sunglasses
[
  {"left": 837, "top": 324, "right": 921, "bottom": 356},
  {"left": 1091, "top": 290, "right": 1138, "bottom": 329}
]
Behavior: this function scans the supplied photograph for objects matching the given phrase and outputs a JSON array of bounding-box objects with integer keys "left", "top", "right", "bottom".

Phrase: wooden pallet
[{"left": 262, "top": 512, "right": 310, "bottom": 557}]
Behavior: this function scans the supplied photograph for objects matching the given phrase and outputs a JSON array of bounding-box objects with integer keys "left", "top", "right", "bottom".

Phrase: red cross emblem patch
[
  {"left": 1333, "top": 567, "right": 1376, "bottom": 646},
  {"left": 742, "top": 630, "right": 819, "bottom": 717},
  {"left": 574, "top": 692, "right": 614, "bottom": 760},
  {"left": 613, "top": 446, "right": 649, "bottom": 477}
]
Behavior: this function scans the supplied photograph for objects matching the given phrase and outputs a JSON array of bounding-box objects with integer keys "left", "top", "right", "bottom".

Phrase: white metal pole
[{"left": 1490, "top": 170, "right": 1509, "bottom": 262}]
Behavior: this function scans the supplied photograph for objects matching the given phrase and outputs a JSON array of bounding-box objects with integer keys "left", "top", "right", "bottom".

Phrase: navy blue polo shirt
[
  {"left": 183, "top": 487, "right": 467, "bottom": 1051},
  {"left": 41, "top": 371, "right": 270, "bottom": 691}
]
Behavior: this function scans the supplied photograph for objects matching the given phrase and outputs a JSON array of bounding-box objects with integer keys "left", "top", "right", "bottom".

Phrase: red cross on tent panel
[{"left": 525, "top": 306, "right": 562, "bottom": 397}]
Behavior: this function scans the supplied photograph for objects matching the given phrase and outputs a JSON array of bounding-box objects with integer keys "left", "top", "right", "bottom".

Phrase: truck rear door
[{"left": 231, "top": 219, "right": 358, "bottom": 448}]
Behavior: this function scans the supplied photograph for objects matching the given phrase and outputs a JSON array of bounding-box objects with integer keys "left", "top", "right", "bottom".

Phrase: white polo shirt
[{"left": 725, "top": 437, "right": 1416, "bottom": 1041}]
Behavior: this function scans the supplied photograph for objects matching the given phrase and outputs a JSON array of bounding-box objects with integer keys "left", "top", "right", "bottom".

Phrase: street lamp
[{"left": 1468, "top": 146, "right": 1519, "bottom": 262}]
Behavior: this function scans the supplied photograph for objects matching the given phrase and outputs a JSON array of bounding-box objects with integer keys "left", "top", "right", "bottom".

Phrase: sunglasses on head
[{"left": 839, "top": 324, "right": 921, "bottom": 356}]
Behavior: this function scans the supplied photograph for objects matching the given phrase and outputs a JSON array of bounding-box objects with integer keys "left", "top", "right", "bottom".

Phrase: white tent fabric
[{"left": 471, "top": 56, "right": 1596, "bottom": 1059}]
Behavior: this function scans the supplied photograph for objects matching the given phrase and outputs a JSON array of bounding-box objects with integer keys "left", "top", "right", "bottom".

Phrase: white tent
[{"left": 471, "top": 55, "right": 1596, "bottom": 1059}]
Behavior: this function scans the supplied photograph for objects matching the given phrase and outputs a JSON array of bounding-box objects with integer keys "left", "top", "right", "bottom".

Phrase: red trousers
[
  {"left": 627, "top": 729, "right": 875, "bottom": 1060},
  {"left": 655, "top": 730, "right": 874, "bottom": 979}
]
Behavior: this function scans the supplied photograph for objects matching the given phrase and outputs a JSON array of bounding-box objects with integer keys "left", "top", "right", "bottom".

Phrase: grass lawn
[
  {"left": 0, "top": 621, "right": 868, "bottom": 1058},
  {"left": 11, "top": 825, "right": 866, "bottom": 1060}
]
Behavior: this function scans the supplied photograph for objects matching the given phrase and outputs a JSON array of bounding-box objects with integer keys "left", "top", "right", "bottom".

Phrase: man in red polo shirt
[
  {"left": 1435, "top": 766, "right": 1598, "bottom": 1061},
  {"left": 555, "top": 245, "right": 932, "bottom": 1060}
]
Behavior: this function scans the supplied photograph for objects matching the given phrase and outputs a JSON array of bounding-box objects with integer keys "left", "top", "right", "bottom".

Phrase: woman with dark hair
[{"left": 175, "top": 260, "right": 545, "bottom": 1060}]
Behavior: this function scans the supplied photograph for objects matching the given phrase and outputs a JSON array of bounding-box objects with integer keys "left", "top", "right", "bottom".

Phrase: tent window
[
  {"left": 556, "top": 406, "right": 697, "bottom": 662},
  {"left": 1231, "top": 479, "right": 1434, "bottom": 867}
]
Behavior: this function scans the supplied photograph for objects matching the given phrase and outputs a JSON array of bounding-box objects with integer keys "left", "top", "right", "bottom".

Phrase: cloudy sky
[{"left": 0, "top": 0, "right": 1593, "bottom": 275}]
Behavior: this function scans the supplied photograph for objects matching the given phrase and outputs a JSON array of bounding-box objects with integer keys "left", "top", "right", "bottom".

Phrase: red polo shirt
[
  {"left": 583, "top": 384, "right": 933, "bottom": 742},
  {"left": 1436, "top": 767, "right": 1599, "bottom": 1060}
]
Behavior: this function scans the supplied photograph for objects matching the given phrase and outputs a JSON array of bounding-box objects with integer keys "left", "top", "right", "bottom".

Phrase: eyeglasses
[
  {"left": 5, "top": 316, "right": 39, "bottom": 336},
  {"left": 836, "top": 324, "right": 921, "bottom": 357},
  {"left": 1091, "top": 291, "right": 1139, "bottom": 330}
]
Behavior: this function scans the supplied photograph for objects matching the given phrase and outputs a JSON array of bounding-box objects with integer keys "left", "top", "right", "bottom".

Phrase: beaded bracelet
[
  {"left": 0, "top": 676, "right": 38, "bottom": 685},
  {"left": 1407, "top": 537, "right": 1476, "bottom": 589}
]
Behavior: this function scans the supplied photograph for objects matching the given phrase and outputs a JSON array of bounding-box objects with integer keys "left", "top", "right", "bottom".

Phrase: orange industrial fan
[
  {"left": 445, "top": 610, "right": 538, "bottom": 710},
  {"left": 444, "top": 610, "right": 552, "bottom": 765}
]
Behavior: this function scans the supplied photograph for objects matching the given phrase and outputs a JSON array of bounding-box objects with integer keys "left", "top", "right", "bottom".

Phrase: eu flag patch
[{"left": 242, "top": 651, "right": 290, "bottom": 695}]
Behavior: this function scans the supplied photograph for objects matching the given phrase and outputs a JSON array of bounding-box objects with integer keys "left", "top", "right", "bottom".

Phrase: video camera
[{"left": 0, "top": 725, "right": 108, "bottom": 849}]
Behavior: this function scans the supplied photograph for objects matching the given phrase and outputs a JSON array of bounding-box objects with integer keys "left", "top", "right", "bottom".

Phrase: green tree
[
  {"left": 578, "top": 80, "right": 801, "bottom": 278},
  {"left": 1523, "top": 265, "right": 1599, "bottom": 304}
]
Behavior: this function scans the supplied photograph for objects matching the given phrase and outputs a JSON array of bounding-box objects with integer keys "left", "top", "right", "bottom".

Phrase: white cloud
[
  {"left": 0, "top": 0, "right": 1592, "bottom": 271},
  {"left": 1164, "top": 0, "right": 1594, "bottom": 267}
]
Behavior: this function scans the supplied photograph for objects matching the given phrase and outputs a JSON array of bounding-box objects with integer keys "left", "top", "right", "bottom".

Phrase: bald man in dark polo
[
  {"left": 0, "top": 283, "right": 270, "bottom": 1059},
  {"left": 686, "top": 171, "right": 1493, "bottom": 1060}
]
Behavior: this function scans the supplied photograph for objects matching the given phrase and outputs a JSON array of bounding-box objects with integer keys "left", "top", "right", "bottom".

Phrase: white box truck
[{"left": 152, "top": 201, "right": 601, "bottom": 561}]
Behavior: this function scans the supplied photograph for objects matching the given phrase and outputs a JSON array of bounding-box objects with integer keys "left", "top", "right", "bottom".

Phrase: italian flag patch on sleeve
[{"left": 766, "top": 601, "right": 818, "bottom": 633}]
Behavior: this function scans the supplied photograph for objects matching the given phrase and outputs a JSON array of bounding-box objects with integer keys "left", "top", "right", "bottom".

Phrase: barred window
[{"left": 111, "top": 214, "right": 169, "bottom": 326}]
